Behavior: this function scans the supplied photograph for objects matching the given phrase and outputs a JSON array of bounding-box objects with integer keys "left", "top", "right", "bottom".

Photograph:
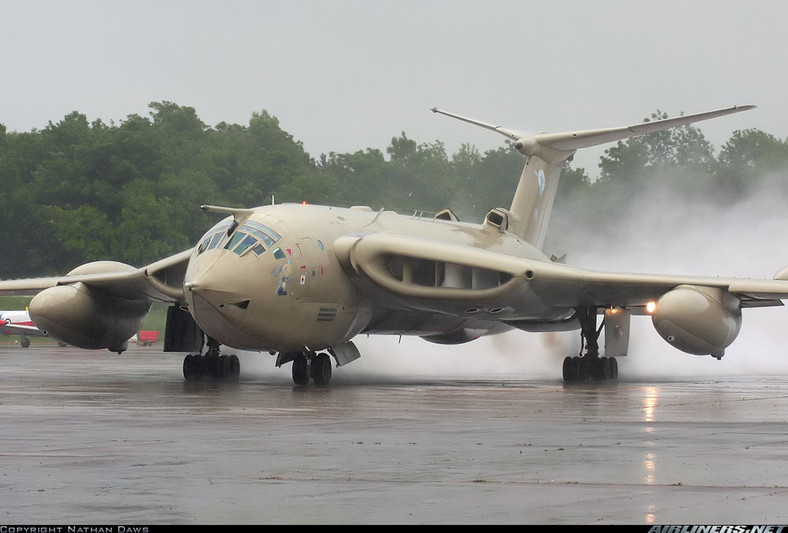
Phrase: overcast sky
[{"left": 1, "top": 0, "right": 786, "bottom": 177}]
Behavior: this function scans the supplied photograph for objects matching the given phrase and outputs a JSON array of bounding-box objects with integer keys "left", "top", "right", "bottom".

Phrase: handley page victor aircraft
[{"left": 2, "top": 104, "right": 787, "bottom": 384}]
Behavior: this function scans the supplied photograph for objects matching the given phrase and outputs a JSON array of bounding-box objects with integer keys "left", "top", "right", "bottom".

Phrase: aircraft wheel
[
  {"left": 608, "top": 357, "right": 618, "bottom": 380},
  {"left": 229, "top": 354, "right": 240, "bottom": 379},
  {"left": 210, "top": 354, "right": 225, "bottom": 378},
  {"left": 183, "top": 354, "right": 197, "bottom": 381},
  {"left": 219, "top": 355, "right": 232, "bottom": 378},
  {"left": 580, "top": 357, "right": 596, "bottom": 381},
  {"left": 20, "top": 337, "right": 30, "bottom": 348},
  {"left": 562, "top": 356, "right": 580, "bottom": 382},
  {"left": 292, "top": 354, "right": 309, "bottom": 386},
  {"left": 194, "top": 354, "right": 208, "bottom": 379},
  {"left": 183, "top": 354, "right": 191, "bottom": 380},
  {"left": 312, "top": 353, "right": 333, "bottom": 386},
  {"left": 592, "top": 357, "right": 611, "bottom": 381}
]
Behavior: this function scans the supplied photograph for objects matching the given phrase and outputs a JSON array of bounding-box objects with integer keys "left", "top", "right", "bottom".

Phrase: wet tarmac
[{"left": 1, "top": 342, "right": 787, "bottom": 525}]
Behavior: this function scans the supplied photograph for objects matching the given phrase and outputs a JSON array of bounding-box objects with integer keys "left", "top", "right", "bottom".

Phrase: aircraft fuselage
[{"left": 183, "top": 203, "right": 573, "bottom": 352}]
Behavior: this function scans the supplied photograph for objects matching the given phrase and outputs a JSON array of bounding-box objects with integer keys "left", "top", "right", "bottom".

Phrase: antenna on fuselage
[{"left": 201, "top": 205, "right": 256, "bottom": 235}]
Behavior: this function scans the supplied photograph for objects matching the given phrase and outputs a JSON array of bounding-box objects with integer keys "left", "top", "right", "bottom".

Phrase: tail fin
[
  {"left": 432, "top": 105, "right": 755, "bottom": 249},
  {"left": 509, "top": 154, "right": 562, "bottom": 250}
]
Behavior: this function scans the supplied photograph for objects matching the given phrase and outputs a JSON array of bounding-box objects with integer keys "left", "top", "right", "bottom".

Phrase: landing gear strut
[
  {"left": 182, "top": 336, "right": 240, "bottom": 381},
  {"left": 562, "top": 307, "right": 618, "bottom": 383}
]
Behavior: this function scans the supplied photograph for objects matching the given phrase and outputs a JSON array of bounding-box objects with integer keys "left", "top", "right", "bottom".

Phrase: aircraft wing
[
  {"left": 0, "top": 249, "right": 193, "bottom": 302},
  {"left": 334, "top": 232, "right": 788, "bottom": 317},
  {"left": 526, "top": 262, "right": 788, "bottom": 310}
]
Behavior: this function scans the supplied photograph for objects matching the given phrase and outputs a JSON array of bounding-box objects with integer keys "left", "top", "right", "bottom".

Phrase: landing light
[{"left": 646, "top": 301, "right": 657, "bottom": 314}]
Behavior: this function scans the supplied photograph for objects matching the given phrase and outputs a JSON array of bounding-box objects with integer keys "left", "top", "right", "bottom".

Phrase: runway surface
[{"left": 1, "top": 343, "right": 787, "bottom": 525}]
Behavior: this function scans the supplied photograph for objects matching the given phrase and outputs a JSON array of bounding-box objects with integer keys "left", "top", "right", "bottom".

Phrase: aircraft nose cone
[
  {"left": 185, "top": 265, "right": 244, "bottom": 308},
  {"left": 183, "top": 254, "right": 262, "bottom": 348}
]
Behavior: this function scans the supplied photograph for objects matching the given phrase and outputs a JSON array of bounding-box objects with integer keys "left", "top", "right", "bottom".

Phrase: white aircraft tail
[{"left": 432, "top": 105, "right": 755, "bottom": 250}]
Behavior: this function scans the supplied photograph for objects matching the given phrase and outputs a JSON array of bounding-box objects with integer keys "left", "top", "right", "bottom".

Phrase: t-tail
[{"left": 431, "top": 105, "right": 755, "bottom": 250}]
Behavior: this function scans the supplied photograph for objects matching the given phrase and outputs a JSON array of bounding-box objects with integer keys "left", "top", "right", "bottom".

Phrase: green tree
[
  {"left": 448, "top": 145, "right": 524, "bottom": 221},
  {"left": 110, "top": 179, "right": 186, "bottom": 264},
  {"left": 383, "top": 134, "right": 452, "bottom": 213},
  {"left": 2, "top": 102, "right": 786, "bottom": 279},
  {"left": 716, "top": 128, "right": 788, "bottom": 200}
]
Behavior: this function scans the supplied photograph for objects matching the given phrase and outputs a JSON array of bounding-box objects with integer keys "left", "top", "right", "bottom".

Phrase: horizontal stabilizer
[
  {"left": 433, "top": 105, "right": 756, "bottom": 163},
  {"left": 530, "top": 105, "right": 756, "bottom": 154},
  {"left": 433, "top": 104, "right": 756, "bottom": 249}
]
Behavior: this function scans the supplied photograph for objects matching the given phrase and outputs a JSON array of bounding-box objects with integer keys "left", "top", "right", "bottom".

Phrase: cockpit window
[
  {"left": 231, "top": 233, "right": 259, "bottom": 256},
  {"left": 243, "top": 220, "right": 281, "bottom": 246},
  {"left": 224, "top": 231, "right": 247, "bottom": 251},
  {"left": 196, "top": 219, "right": 282, "bottom": 257},
  {"left": 207, "top": 232, "right": 224, "bottom": 250},
  {"left": 197, "top": 222, "right": 231, "bottom": 254}
]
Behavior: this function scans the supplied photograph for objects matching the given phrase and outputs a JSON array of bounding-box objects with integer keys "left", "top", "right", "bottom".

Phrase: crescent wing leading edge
[
  {"left": 335, "top": 232, "right": 788, "bottom": 317},
  {"left": 0, "top": 249, "right": 192, "bottom": 302}
]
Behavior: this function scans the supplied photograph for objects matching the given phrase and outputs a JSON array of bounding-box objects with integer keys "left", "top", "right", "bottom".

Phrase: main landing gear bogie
[
  {"left": 562, "top": 306, "right": 620, "bottom": 383},
  {"left": 183, "top": 353, "right": 240, "bottom": 381},
  {"left": 562, "top": 355, "right": 618, "bottom": 383},
  {"left": 182, "top": 337, "right": 240, "bottom": 382}
]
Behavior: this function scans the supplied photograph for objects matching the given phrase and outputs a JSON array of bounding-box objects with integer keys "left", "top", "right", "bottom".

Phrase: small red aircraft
[{"left": 1, "top": 309, "right": 46, "bottom": 347}]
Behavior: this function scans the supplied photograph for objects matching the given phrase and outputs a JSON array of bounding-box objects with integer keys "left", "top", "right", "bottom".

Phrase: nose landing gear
[{"left": 290, "top": 352, "right": 334, "bottom": 386}]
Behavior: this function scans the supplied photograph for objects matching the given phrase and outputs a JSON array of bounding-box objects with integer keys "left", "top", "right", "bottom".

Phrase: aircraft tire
[
  {"left": 312, "top": 353, "right": 332, "bottom": 386},
  {"left": 183, "top": 354, "right": 196, "bottom": 381},
  {"left": 562, "top": 356, "right": 580, "bottom": 382},
  {"left": 292, "top": 354, "right": 309, "bottom": 386},
  {"left": 608, "top": 357, "right": 618, "bottom": 379},
  {"left": 580, "top": 357, "right": 596, "bottom": 381},
  {"left": 200, "top": 354, "right": 213, "bottom": 377},
  {"left": 229, "top": 354, "right": 240, "bottom": 379},
  {"left": 592, "top": 357, "right": 611, "bottom": 381},
  {"left": 20, "top": 337, "right": 30, "bottom": 348}
]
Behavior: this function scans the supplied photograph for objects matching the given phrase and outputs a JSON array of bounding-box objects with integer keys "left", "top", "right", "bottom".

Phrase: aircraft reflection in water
[{"left": 2, "top": 104, "right": 787, "bottom": 385}]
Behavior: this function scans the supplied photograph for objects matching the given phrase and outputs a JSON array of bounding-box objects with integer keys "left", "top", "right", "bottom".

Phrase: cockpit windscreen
[{"left": 196, "top": 220, "right": 282, "bottom": 257}]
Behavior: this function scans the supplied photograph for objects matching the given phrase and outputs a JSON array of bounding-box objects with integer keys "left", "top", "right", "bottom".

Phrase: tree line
[{"left": 1, "top": 102, "right": 786, "bottom": 277}]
